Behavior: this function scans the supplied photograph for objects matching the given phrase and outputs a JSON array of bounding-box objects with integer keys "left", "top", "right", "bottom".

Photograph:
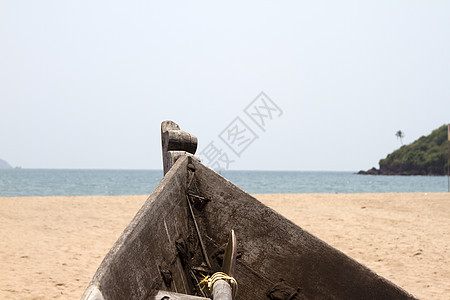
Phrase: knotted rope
[{"left": 199, "top": 272, "right": 238, "bottom": 298}]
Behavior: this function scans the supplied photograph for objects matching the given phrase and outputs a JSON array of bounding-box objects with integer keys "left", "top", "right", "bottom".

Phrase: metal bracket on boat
[
  {"left": 186, "top": 195, "right": 212, "bottom": 269},
  {"left": 161, "top": 120, "right": 200, "bottom": 175}
]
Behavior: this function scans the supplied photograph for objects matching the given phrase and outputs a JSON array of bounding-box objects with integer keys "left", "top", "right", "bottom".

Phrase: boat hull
[{"left": 82, "top": 156, "right": 416, "bottom": 299}]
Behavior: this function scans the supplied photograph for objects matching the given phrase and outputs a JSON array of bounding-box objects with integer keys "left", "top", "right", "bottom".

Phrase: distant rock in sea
[
  {"left": 0, "top": 158, "right": 13, "bottom": 169},
  {"left": 357, "top": 167, "right": 381, "bottom": 175}
]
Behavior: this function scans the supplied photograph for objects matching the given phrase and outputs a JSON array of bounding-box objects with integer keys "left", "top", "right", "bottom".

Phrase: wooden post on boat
[
  {"left": 161, "top": 120, "right": 198, "bottom": 175},
  {"left": 210, "top": 230, "right": 237, "bottom": 300},
  {"left": 212, "top": 280, "right": 233, "bottom": 299}
]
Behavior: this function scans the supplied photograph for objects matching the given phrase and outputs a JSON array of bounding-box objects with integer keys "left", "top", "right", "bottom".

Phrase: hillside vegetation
[{"left": 359, "top": 124, "right": 449, "bottom": 175}]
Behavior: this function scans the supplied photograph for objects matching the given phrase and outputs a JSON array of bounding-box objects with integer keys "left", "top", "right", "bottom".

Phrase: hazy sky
[{"left": 1, "top": 1, "right": 449, "bottom": 171}]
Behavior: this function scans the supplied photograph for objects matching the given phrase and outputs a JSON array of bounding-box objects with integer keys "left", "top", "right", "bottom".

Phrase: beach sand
[{"left": 0, "top": 193, "right": 448, "bottom": 299}]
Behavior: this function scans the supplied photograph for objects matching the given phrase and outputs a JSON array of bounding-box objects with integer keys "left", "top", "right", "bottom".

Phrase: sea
[{"left": 0, "top": 169, "right": 449, "bottom": 197}]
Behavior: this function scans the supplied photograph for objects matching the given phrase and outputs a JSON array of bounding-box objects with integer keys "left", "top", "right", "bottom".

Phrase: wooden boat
[{"left": 82, "top": 121, "right": 417, "bottom": 300}]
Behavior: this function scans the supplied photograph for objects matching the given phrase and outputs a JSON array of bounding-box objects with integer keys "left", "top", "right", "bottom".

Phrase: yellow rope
[{"left": 198, "top": 272, "right": 238, "bottom": 298}]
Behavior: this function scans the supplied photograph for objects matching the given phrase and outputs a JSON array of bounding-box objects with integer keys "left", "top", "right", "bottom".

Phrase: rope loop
[{"left": 199, "top": 272, "right": 238, "bottom": 298}]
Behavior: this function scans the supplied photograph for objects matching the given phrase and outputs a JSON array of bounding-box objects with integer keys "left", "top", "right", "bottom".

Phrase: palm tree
[{"left": 395, "top": 130, "right": 404, "bottom": 145}]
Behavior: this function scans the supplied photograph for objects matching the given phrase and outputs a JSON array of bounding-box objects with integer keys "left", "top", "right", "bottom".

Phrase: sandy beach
[{"left": 0, "top": 193, "right": 448, "bottom": 299}]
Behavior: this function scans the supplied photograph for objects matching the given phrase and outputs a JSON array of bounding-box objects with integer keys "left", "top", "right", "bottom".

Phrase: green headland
[{"left": 359, "top": 124, "right": 449, "bottom": 176}]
